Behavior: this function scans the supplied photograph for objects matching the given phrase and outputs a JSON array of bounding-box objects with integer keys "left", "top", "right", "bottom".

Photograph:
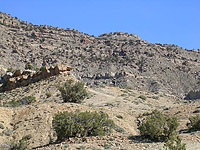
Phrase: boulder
[
  {"left": 23, "top": 70, "right": 36, "bottom": 75},
  {"left": 13, "top": 70, "right": 22, "bottom": 77},
  {"left": 40, "top": 67, "right": 50, "bottom": 79},
  {"left": 0, "top": 64, "right": 72, "bottom": 92},
  {"left": 49, "top": 66, "right": 55, "bottom": 76},
  {"left": 2, "top": 73, "right": 13, "bottom": 81},
  {"left": 20, "top": 75, "right": 29, "bottom": 86},
  {"left": 5, "top": 78, "right": 16, "bottom": 91},
  {"left": 54, "top": 64, "right": 71, "bottom": 75},
  {"left": 21, "top": 75, "right": 28, "bottom": 80},
  {"left": 32, "top": 72, "right": 41, "bottom": 83}
]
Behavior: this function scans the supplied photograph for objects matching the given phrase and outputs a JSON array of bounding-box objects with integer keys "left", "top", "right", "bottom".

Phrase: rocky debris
[
  {"left": 22, "top": 69, "right": 36, "bottom": 75},
  {"left": 0, "top": 64, "right": 72, "bottom": 92}
]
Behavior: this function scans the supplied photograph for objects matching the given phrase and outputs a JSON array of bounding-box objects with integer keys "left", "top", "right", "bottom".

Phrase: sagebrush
[
  {"left": 164, "top": 134, "right": 186, "bottom": 150},
  {"left": 3, "top": 96, "right": 36, "bottom": 107},
  {"left": 138, "top": 110, "right": 179, "bottom": 141},
  {"left": 58, "top": 79, "right": 87, "bottom": 103},
  {"left": 52, "top": 110, "right": 115, "bottom": 142}
]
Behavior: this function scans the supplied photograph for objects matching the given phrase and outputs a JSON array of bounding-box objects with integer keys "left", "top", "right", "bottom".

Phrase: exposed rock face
[{"left": 0, "top": 64, "right": 72, "bottom": 92}]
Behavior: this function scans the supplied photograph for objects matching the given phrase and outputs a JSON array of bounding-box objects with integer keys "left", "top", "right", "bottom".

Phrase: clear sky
[{"left": 0, "top": 0, "right": 199, "bottom": 50}]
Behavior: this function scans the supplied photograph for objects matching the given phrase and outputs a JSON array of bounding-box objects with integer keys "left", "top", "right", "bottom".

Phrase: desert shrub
[
  {"left": 58, "top": 79, "right": 87, "bottom": 103},
  {"left": 164, "top": 134, "right": 186, "bottom": 150},
  {"left": 52, "top": 111, "right": 115, "bottom": 142},
  {"left": 25, "top": 64, "right": 33, "bottom": 70},
  {"left": 3, "top": 96, "right": 36, "bottom": 107},
  {"left": 19, "top": 96, "right": 36, "bottom": 105},
  {"left": 138, "top": 110, "right": 179, "bottom": 141},
  {"left": 187, "top": 114, "right": 200, "bottom": 130},
  {"left": 7, "top": 67, "right": 15, "bottom": 73}
]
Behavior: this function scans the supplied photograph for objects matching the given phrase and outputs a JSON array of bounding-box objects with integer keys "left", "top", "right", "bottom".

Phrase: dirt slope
[{"left": 0, "top": 75, "right": 199, "bottom": 149}]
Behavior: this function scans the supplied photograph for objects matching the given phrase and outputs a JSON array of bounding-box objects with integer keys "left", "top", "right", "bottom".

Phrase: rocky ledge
[{"left": 0, "top": 64, "right": 72, "bottom": 92}]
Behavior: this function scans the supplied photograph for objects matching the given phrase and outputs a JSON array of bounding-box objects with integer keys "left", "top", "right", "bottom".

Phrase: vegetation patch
[
  {"left": 3, "top": 96, "right": 36, "bottom": 107},
  {"left": 137, "top": 110, "right": 179, "bottom": 141},
  {"left": 52, "top": 110, "right": 115, "bottom": 142},
  {"left": 163, "top": 134, "right": 186, "bottom": 150},
  {"left": 58, "top": 79, "right": 88, "bottom": 103}
]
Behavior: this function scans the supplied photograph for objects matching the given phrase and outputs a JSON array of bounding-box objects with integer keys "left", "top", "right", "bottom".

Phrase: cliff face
[{"left": 0, "top": 12, "right": 200, "bottom": 98}]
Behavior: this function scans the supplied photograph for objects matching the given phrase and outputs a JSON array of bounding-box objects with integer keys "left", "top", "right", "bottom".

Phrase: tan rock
[
  {"left": 16, "top": 77, "right": 21, "bottom": 81},
  {"left": 0, "top": 65, "right": 72, "bottom": 92},
  {"left": 67, "top": 66, "right": 73, "bottom": 71},
  {"left": 21, "top": 75, "right": 28, "bottom": 80},
  {"left": 63, "top": 71, "right": 70, "bottom": 76},
  {"left": 54, "top": 64, "right": 69, "bottom": 75},
  {"left": 8, "top": 78, "right": 15, "bottom": 83},
  {"left": 23, "top": 70, "right": 36, "bottom": 75}
]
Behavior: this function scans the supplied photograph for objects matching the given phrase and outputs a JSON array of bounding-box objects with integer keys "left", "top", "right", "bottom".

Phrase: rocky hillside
[
  {"left": 1, "top": 11, "right": 200, "bottom": 150},
  {"left": 0, "top": 12, "right": 200, "bottom": 98},
  {"left": 0, "top": 72, "right": 200, "bottom": 150}
]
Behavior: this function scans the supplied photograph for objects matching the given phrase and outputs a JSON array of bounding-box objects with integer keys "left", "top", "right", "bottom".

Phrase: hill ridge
[{"left": 0, "top": 11, "right": 200, "bottom": 98}]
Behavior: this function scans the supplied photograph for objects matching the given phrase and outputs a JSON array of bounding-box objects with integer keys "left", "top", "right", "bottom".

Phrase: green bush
[
  {"left": 164, "top": 134, "right": 186, "bottom": 150},
  {"left": 25, "top": 64, "right": 33, "bottom": 70},
  {"left": 7, "top": 67, "right": 15, "bottom": 73},
  {"left": 138, "top": 110, "right": 179, "bottom": 141},
  {"left": 58, "top": 79, "right": 88, "bottom": 103},
  {"left": 3, "top": 96, "right": 36, "bottom": 107},
  {"left": 187, "top": 114, "right": 200, "bottom": 130},
  {"left": 52, "top": 111, "right": 115, "bottom": 142}
]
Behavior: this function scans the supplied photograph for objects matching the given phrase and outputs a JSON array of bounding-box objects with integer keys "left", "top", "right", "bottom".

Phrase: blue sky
[{"left": 0, "top": 0, "right": 199, "bottom": 50}]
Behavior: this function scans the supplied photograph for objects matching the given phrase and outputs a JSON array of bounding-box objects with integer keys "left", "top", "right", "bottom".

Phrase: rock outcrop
[{"left": 0, "top": 64, "right": 72, "bottom": 92}]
